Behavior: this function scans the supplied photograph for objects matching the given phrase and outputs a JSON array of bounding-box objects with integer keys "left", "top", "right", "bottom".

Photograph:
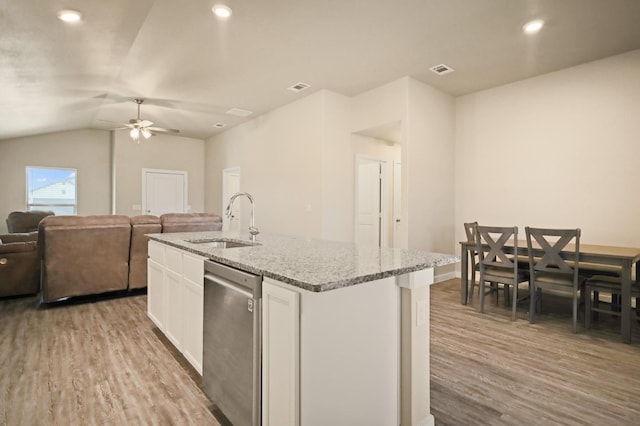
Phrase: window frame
[{"left": 25, "top": 166, "right": 78, "bottom": 215}]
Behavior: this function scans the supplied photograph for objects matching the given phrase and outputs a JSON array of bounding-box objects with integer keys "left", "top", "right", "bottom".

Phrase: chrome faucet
[{"left": 225, "top": 192, "right": 259, "bottom": 241}]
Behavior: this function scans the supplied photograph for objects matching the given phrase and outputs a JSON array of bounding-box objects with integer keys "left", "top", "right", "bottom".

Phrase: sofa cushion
[{"left": 160, "top": 212, "right": 222, "bottom": 233}]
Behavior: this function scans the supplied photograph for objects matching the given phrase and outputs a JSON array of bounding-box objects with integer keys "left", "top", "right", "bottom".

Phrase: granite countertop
[{"left": 148, "top": 231, "right": 459, "bottom": 292}]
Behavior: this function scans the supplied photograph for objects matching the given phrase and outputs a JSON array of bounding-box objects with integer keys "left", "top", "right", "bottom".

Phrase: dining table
[{"left": 459, "top": 239, "right": 640, "bottom": 344}]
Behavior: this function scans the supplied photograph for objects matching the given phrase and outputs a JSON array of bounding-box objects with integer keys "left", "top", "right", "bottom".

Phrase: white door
[
  {"left": 393, "top": 161, "right": 402, "bottom": 248},
  {"left": 356, "top": 158, "right": 383, "bottom": 247},
  {"left": 142, "top": 169, "right": 187, "bottom": 215},
  {"left": 222, "top": 167, "right": 241, "bottom": 231}
]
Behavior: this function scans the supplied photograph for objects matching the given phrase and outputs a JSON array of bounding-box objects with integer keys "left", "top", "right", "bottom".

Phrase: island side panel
[{"left": 398, "top": 268, "right": 435, "bottom": 426}]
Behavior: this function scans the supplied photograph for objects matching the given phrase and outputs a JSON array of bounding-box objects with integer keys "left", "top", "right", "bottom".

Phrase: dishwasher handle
[{"left": 204, "top": 272, "right": 254, "bottom": 299}]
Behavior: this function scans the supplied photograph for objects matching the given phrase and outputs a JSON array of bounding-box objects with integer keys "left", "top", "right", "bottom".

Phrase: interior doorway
[
  {"left": 222, "top": 167, "right": 241, "bottom": 231},
  {"left": 355, "top": 156, "right": 388, "bottom": 247},
  {"left": 142, "top": 169, "right": 188, "bottom": 215}
]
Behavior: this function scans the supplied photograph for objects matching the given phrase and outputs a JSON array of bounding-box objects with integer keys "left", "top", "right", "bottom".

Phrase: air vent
[
  {"left": 287, "top": 82, "right": 311, "bottom": 92},
  {"left": 226, "top": 108, "right": 253, "bottom": 117},
  {"left": 429, "top": 64, "right": 454, "bottom": 75},
  {"left": 212, "top": 123, "right": 226, "bottom": 128}
]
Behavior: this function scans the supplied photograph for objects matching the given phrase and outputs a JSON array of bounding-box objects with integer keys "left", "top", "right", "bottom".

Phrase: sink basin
[{"left": 186, "top": 238, "right": 259, "bottom": 249}]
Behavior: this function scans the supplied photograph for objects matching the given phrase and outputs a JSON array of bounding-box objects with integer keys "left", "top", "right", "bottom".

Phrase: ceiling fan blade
[
  {"left": 140, "top": 128, "right": 153, "bottom": 139},
  {"left": 139, "top": 119, "right": 154, "bottom": 127},
  {"left": 147, "top": 126, "right": 180, "bottom": 134}
]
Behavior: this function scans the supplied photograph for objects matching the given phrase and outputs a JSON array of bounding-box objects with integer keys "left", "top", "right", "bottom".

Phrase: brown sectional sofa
[
  {"left": 37, "top": 213, "right": 222, "bottom": 303},
  {"left": 0, "top": 232, "right": 40, "bottom": 298}
]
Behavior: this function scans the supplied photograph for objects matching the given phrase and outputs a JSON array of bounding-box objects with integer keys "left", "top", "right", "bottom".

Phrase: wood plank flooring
[
  {"left": 2, "top": 280, "right": 640, "bottom": 425},
  {"left": 0, "top": 292, "right": 219, "bottom": 426},
  {"left": 431, "top": 279, "right": 640, "bottom": 425}
]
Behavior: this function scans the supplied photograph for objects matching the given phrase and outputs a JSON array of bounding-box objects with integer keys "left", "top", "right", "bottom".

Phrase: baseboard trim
[{"left": 434, "top": 271, "right": 456, "bottom": 283}]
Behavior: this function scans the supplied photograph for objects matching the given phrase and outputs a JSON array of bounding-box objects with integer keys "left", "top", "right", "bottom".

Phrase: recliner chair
[
  {"left": 6, "top": 210, "right": 55, "bottom": 233},
  {"left": 0, "top": 233, "right": 40, "bottom": 298}
]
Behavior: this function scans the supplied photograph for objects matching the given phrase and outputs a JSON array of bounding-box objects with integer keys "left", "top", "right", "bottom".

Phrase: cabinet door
[
  {"left": 182, "top": 277, "right": 204, "bottom": 375},
  {"left": 182, "top": 253, "right": 204, "bottom": 374},
  {"left": 164, "top": 269, "right": 183, "bottom": 350},
  {"left": 147, "top": 259, "right": 165, "bottom": 329},
  {"left": 262, "top": 278, "right": 300, "bottom": 426}
]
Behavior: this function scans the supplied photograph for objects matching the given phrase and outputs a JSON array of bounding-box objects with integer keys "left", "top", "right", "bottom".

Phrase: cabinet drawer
[
  {"left": 149, "top": 241, "right": 164, "bottom": 263},
  {"left": 183, "top": 253, "right": 204, "bottom": 286},
  {"left": 165, "top": 246, "right": 183, "bottom": 273}
]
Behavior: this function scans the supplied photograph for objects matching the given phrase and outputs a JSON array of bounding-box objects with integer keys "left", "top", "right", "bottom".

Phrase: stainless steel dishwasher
[{"left": 203, "top": 260, "right": 262, "bottom": 426}]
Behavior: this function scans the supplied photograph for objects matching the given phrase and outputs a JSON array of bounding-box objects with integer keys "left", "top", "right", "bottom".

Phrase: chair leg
[
  {"left": 593, "top": 290, "right": 600, "bottom": 321},
  {"left": 479, "top": 279, "right": 485, "bottom": 313},
  {"left": 585, "top": 285, "right": 591, "bottom": 329},
  {"left": 511, "top": 283, "right": 517, "bottom": 321},
  {"left": 572, "top": 291, "right": 578, "bottom": 333},
  {"left": 529, "top": 283, "right": 536, "bottom": 324},
  {"left": 469, "top": 267, "right": 476, "bottom": 303}
]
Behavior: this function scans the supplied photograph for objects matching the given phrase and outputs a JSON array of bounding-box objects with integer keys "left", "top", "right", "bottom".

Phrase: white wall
[
  {"left": 113, "top": 130, "right": 205, "bottom": 216},
  {"left": 455, "top": 49, "right": 640, "bottom": 248},
  {"left": 0, "top": 129, "right": 111, "bottom": 232},
  {"left": 320, "top": 91, "right": 353, "bottom": 242},
  {"left": 205, "top": 91, "right": 326, "bottom": 238},
  {"left": 406, "top": 78, "right": 456, "bottom": 255},
  {"left": 205, "top": 77, "right": 457, "bottom": 284}
]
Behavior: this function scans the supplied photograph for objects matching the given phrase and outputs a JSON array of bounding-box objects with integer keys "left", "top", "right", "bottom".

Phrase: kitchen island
[{"left": 147, "top": 231, "right": 458, "bottom": 426}]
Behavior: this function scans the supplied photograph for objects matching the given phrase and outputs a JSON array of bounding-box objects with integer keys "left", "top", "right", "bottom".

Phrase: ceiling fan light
[
  {"left": 212, "top": 4, "right": 232, "bottom": 19},
  {"left": 130, "top": 128, "right": 140, "bottom": 140},
  {"left": 141, "top": 128, "right": 152, "bottom": 139}
]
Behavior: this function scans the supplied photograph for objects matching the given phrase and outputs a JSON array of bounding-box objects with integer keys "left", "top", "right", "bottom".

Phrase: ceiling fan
[{"left": 110, "top": 98, "right": 180, "bottom": 142}]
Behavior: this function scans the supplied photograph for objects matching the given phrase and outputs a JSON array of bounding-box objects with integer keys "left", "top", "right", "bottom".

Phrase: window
[{"left": 26, "top": 166, "right": 77, "bottom": 215}]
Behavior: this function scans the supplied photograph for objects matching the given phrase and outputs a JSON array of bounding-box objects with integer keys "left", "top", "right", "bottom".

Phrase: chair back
[
  {"left": 474, "top": 225, "right": 519, "bottom": 274},
  {"left": 464, "top": 221, "right": 477, "bottom": 244},
  {"left": 525, "top": 227, "right": 580, "bottom": 276}
]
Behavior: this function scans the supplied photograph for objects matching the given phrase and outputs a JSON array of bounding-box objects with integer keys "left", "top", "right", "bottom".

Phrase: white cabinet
[
  {"left": 147, "top": 258, "right": 165, "bottom": 328},
  {"left": 182, "top": 254, "right": 204, "bottom": 373},
  {"left": 262, "top": 278, "right": 300, "bottom": 426},
  {"left": 262, "top": 276, "right": 400, "bottom": 426},
  {"left": 147, "top": 241, "right": 205, "bottom": 374},
  {"left": 164, "top": 268, "right": 183, "bottom": 349}
]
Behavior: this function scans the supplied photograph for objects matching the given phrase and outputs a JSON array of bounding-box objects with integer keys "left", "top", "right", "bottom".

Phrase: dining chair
[
  {"left": 584, "top": 275, "right": 640, "bottom": 334},
  {"left": 474, "top": 225, "right": 529, "bottom": 321},
  {"left": 464, "top": 221, "right": 480, "bottom": 302},
  {"left": 526, "top": 227, "right": 581, "bottom": 333}
]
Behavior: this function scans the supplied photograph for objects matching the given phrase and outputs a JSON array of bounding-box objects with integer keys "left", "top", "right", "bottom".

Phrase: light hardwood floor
[
  {"left": 0, "top": 292, "right": 219, "bottom": 426},
  {"left": 431, "top": 279, "right": 640, "bottom": 425},
  {"left": 1, "top": 280, "right": 639, "bottom": 425}
]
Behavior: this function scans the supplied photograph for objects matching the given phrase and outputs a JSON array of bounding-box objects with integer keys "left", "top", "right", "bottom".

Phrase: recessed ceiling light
[
  {"left": 523, "top": 19, "right": 544, "bottom": 34},
  {"left": 212, "top": 4, "right": 232, "bottom": 19},
  {"left": 57, "top": 9, "right": 82, "bottom": 23}
]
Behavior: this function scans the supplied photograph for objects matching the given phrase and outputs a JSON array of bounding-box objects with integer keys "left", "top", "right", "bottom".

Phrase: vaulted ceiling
[{"left": 2, "top": 0, "right": 640, "bottom": 141}]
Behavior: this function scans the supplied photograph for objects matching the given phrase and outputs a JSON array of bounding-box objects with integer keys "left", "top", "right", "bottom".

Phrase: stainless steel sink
[{"left": 186, "top": 238, "right": 259, "bottom": 248}]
